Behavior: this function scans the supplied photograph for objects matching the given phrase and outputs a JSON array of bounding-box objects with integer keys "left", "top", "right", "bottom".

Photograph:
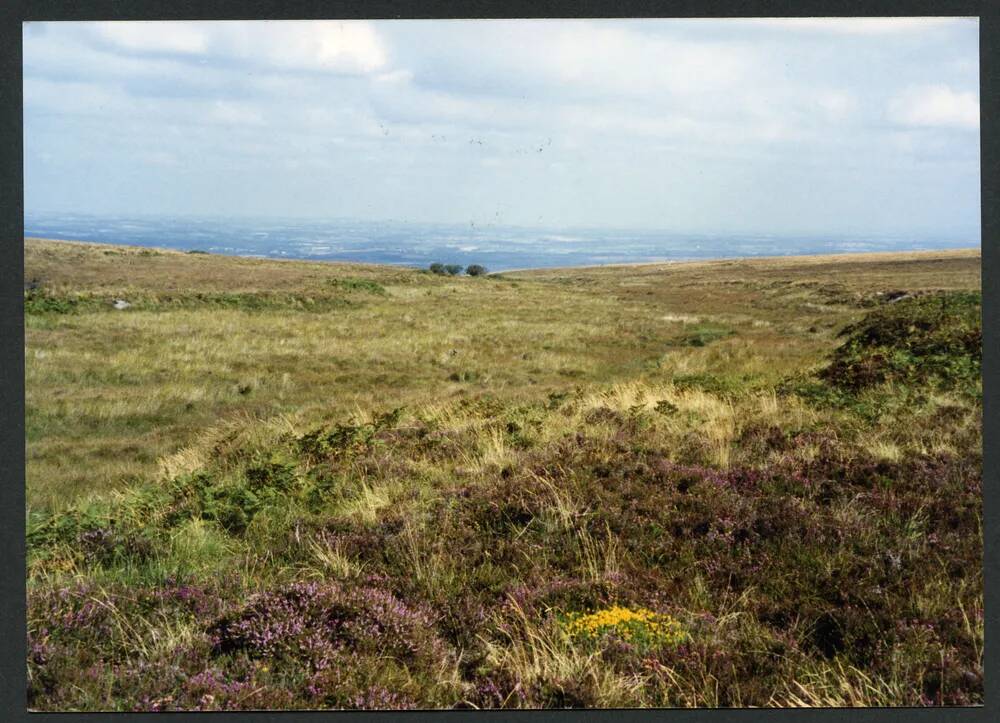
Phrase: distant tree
[
  {"left": 465, "top": 264, "right": 488, "bottom": 276},
  {"left": 429, "top": 262, "right": 447, "bottom": 275},
  {"left": 444, "top": 264, "right": 463, "bottom": 276}
]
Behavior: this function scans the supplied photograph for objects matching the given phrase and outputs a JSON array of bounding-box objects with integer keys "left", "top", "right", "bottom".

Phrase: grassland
[{"left": 25, "top": 238, "right": 982, "bottom": 709}]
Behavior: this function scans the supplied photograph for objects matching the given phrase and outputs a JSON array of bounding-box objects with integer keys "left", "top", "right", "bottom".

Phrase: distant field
[
  {"left": 25, "top": 238, "right": 982, "bottom": 710},
  {"left": 24, "top": 238, "right": 979, "bottom": 508}
]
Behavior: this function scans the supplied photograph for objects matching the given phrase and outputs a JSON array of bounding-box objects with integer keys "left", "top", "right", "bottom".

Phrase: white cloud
[
  {"left": 746, "top": 17, "right": 973, "bottom": 35},
  {"left": 23, "top": 19, "right": 981, "bottom": 233},
  {"left": 544, "top": 24, "right": 752, "bottom": 96},
  {"left": 403, "top": 21, "right": 756, "bottom": 101},
  {"left": 888, "top": 84, "right": 979, "bottom": 129},
  {"left": 209, "top": 100, "right": 265, "bottom": 126},
  {"left": 94, "top": 20, "right": 387, "bottom": 75},
  {"left": 94, "top": 21, "right": 209, "bottom": 54},
  {"left": 25, "top": 26, "right": 220, "bottom": 88},
  {"left": 23, "top": 77, "right": 120, "bottom": 116},
  {"left": 219, "top": 21, "right": 387, "bottom": 74},
  {"left": 139, "top": 150, "right": 179, "bottom": 167},
  {"left": 815, "top": 90, "right": 858, "bottom": 120}
]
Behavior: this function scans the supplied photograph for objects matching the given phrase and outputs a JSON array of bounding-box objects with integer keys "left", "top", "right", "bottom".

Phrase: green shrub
[
  {"left": 676, "top": 324, "right": 734, "bottom": 347},
  {"left": 24, "top": 290, "right": 80, "bottom": 315},
  {"left": 328, "top": 277, "right": 386, "bottom": 295},
  {"left": 245, "top": 456, "right": 300, "bottom": 493},
  {"left": 466, "top": 264, "right": 488, "bottom": 276},
  {"left": 206, "top": 485, "right": 261, "bottom": 534},
  {"left": 820, "top": 291, "right": 981, "bottom": 394},
  {"left": 151, "top": 292, "right": 351, "bottom": 313},
  {"left": 298, "top": 408, "right": 403, "bottom": 461}
]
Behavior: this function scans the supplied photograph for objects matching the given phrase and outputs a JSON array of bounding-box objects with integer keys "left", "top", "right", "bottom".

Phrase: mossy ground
[{"left": 25, "top": 239, "right": 981, "bottom": 709}]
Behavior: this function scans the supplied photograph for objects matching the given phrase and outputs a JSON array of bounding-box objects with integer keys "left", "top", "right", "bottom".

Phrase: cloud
[
  {"left": 23, "top": 77, "right": 121, "bottom": 116},
  {"left": 138, "top": 150, "right": 180, "bottom": 167},
  {"left": 543, "top": 24, "right": 753, "bottom": 97},
  {"left": 209, "top": 100, "right": 265, "bottom": 126},
  {"left": 745, "top": 17, "right": 973, "bottom": 35},
  {"left": 887, "top": 84, "right": 979, "bottom": 129},
  {"left": 815, "top": 90, "right": 858, "bottom": 119},
  {"left": 94, "top": 20, "right": 209, "bottom": 54},
  {"left": 221, "top": 21, "right": 387, "bottom": 74},
  {"left": 22, "top": 19, "right": 981, "bottom": 235},
  {"left": 396, "top": 21, "right": 755, "bottom": 102},
  {"left": 93, "top": 20, "right": 387, "bottom": 75}
]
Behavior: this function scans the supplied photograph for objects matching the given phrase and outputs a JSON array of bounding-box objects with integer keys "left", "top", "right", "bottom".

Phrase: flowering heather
[
  {"left": 209, "top": 581, "right": 450, "bottom": 670},
  {"left": 350, "top": 685, "right": 417, "bottom": 710}
]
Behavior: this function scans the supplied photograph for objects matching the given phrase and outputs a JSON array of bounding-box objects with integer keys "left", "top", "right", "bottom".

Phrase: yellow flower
[{"left": 562, "top": 605, "right": 688, "bottom": 651}]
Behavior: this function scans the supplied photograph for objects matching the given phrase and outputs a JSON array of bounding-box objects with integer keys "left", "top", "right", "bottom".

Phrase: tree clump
[{"left": 429, "top": 262, "right": 478, "bottom": 276}]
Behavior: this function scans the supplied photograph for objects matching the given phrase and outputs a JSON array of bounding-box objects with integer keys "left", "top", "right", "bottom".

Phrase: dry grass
[
  {"left": 482, "top": 598, "right": 648, "bottom": 708},
  {"left": 26, "top": 238, "right": 979, "bottom": 510}
]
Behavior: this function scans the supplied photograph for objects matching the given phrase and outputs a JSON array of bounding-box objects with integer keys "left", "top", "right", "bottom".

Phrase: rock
[
  {"left": 112, "top": 299, "right": 131, "bottom": 310},
  {"left": 884, "top": 290, "right": 911, "bottom": 303}
]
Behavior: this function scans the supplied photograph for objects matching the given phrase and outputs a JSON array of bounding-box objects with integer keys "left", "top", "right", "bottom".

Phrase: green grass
[
  {"left": 25, "top": 238, "right": 982, "bottom": 710},
  {"left": 326, "top": 277, "right": 387, "bottom": 295},
  {"left": 676, "top": 324, "right": 734, "bottom": 347}
]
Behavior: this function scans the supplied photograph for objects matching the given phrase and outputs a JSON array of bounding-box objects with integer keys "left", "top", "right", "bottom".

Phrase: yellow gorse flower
[{"left": 563, "top": 605, "right": 688, "bottom": 650}]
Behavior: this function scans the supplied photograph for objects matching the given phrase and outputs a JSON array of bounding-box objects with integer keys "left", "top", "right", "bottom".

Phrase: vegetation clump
[
  {"left": 429, "top": 262, "right": 467, "bottom": 275},
  {"left": 209, "top": 581, "right": 451, "bottom": 669},
  {"left": 563, "top": 606, "right": 688, "bottom": 653},
  {"left": 676, "top": 324, "right": 734, "bottom": 347},
  {"left": 24, "top": 289, "right": 86, "bottom": 314},
  {"left": 23, "top": 290, "right": 355, "bottom": 314},
  {"left": 298, "top": 408, "right": 403, "bottom": 462},
  {"left": 327, "top": 277, "right": 386, "bottom": 295},
  {"left": 820, "top": 291, "right": 981, "bottom": 394}
]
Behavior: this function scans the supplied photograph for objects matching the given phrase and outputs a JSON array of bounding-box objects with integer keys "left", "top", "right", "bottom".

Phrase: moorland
[{"left": 24, "top": 238, "right": 982, "bottom": 709}]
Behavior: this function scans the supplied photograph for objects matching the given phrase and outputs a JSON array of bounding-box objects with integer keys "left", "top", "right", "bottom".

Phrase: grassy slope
[{"left": 25, "top": 239, "right": 982, "bottom": 709}]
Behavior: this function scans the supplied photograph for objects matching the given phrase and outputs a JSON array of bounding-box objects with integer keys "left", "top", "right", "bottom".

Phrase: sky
[{"left": 23, "top": 18, "right": 981, "bottom": 237}]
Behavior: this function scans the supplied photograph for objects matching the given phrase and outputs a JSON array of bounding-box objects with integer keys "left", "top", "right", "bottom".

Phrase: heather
[{"left": 25, "top": 240, "right": 982, "bottom": 709}]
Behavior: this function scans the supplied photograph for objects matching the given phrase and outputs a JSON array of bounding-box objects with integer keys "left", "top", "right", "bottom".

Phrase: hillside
[{"left": 25, "top": 239, "right": 982, "bottom": 709}]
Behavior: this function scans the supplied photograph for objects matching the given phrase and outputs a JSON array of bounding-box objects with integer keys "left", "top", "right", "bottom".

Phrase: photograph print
[{"left": 23, "top": 16, "right": 982, "bottom": 710}]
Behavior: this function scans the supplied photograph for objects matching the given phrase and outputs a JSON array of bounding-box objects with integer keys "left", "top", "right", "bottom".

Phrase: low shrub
[
  {"left": 563, "top": 606, "right": 688, "bottom": 653},
  {"left": 297, "top": 408, "right": 403, "bottom": 462},
  {"left": 24, "top": 290, "right": 83, "bottom": 315},
  {"left": 676, "top": 324, "right": 734, "bottom": 347},
  {"left": 327, "top": 278, "right": 386, "bottom": 295},
  {"left": 25, "top": 376, "right": 982, "bottom": 708},
  {"left": 820, "top": 291, "right": 980, "bottom": 394}
]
